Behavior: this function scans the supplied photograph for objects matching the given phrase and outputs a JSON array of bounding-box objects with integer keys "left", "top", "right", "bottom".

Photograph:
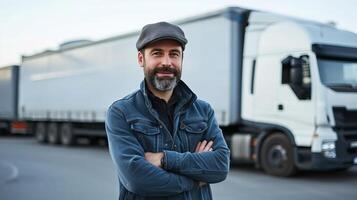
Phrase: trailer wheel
[
  {"left": 48, "top": 122, "right": 60, "bottom": 144},
  {"left": 60, "top": 123, "right": 76, "bottom": 146},
  {"left": 261, "top": 133, "right": 296, "bottom": 176},
  {"left": 35, "top": 122, "right": 47, "bottom": 143}
]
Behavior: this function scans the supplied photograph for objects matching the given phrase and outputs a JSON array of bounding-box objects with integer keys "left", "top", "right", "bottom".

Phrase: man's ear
[{"left": 138, "top": 51, "right": 144, "bottom": 68}]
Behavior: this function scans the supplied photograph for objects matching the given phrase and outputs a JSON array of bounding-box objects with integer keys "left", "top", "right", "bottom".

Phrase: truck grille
[
  {"left": 333, "top": 107, "right": 357, "bottom": 154},
  {"left": 333, "top": 107, "right": 357, "bottom": 128}
]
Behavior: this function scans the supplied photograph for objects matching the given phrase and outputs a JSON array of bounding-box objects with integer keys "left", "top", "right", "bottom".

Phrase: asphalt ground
[{"left": 1, "top": 136, "right": 356, "bottom": 200}]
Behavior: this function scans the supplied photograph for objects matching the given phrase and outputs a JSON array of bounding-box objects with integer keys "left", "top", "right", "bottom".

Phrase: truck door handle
[{"left": 278, "top": 104, "right": 284, "bottom": 110}]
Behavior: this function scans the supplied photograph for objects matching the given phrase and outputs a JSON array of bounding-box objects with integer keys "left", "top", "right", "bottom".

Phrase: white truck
[{"left": 7, "top": 7, "right": 357, "bottom": 176}]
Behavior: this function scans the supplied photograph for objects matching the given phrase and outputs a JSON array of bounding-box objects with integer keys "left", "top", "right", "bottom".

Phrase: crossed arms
[{"left": 105, "top": 105, "right": 230, "bottom": 197}]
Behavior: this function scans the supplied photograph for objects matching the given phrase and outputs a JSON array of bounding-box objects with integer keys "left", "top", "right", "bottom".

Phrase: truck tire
[
  {"left": 35, "top": 122, "right": 47, "bottom": 143},
  {"left": 48, "top": 122, "right": 60, "bottom": 144},
  {"left": 60, "top": 123, "right": 76, "bottom": 146},
  {"left": 261, "top": 133, "right": 296, "bottom": 176}
]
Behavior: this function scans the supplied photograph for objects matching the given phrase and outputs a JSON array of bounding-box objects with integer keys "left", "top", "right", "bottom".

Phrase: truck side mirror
[
  {"left": 290, "top": 65, "right": 303, "bottom": 85},
  {"left": 282, "top": 56, "right": 303, "bottom": 85},
  {"left": 282, "top": 55, "right": 311, "bottom": 100}
]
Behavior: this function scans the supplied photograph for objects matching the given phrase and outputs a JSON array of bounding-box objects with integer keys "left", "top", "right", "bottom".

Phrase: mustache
[{"left": 153, "top": 66, "right": 178, "bottom": 75}]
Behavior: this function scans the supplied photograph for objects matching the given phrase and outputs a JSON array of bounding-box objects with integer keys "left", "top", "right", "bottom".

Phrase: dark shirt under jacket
[{"left": 146, "top": 83, "right": 180, "bottom": 135}]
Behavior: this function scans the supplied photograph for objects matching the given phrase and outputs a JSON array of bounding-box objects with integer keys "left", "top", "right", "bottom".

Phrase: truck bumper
[
  {"left": 309, "top": 153, "right": 355, "bottom": 170},
  {"left": 296, "top": 134, "right": 357, "bottom": 170}
]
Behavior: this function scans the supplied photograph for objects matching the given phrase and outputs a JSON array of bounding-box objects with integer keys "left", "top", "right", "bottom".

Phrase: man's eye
[{"left": 171, "top": 53, "right": 179, "bottom": 57}]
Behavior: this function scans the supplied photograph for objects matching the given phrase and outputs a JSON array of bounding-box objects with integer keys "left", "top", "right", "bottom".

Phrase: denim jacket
[{"left": 105, "top": 80, "right": 230, "bottom": 200}]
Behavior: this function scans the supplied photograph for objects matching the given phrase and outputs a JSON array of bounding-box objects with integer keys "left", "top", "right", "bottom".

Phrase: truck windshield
[{"left": 318, "top": 58, "right": 357, "bottom": 91}]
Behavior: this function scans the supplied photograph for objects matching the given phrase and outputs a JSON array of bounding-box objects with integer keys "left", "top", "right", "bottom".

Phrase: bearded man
[{"left": 106, "top": 22, "right": 230, "bottom": 200}]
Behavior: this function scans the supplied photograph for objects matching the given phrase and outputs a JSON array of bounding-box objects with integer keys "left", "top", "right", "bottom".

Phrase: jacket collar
[{"left": 140, "top": 79, "right": 197, "bottom": 113}]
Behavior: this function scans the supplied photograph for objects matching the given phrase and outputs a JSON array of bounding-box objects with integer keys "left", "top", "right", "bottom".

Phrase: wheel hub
[{"left": 268, "top": 145, "right": 287, "bottom": 167}]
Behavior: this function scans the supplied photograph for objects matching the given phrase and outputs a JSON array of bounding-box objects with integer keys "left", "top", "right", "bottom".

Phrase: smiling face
[{"left": 138, "top": 39, "right": 183, "bottom": 92}]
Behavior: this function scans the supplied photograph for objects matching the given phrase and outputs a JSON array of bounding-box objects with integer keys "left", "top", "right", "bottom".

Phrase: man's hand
[
  {"left": 195, "top": 140, "right": 213, "bottom": 153},
  {"left": 145, "top": 152, "right": 164, "bottom": 168}
]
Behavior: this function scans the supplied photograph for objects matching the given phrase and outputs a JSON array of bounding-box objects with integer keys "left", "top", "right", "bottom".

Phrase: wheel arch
[{"left": 242, "top": 120, "right": 297, "bottom": 168}]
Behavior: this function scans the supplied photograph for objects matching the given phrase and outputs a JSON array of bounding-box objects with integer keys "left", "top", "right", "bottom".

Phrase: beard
[{"left": 145, "top": 65, "right": 181, "bottom": 92}]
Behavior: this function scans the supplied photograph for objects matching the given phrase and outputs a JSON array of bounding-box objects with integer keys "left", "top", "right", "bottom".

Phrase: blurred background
[
  {"left": 1, "top": 0, "right": 357, "bottom": 200},
  {"left": 1, "top": 0, "right": 357, "bottom": 66}
]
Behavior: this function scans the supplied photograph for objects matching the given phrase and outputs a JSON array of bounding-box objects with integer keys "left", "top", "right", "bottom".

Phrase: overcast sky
[{"left": 0, "top": 0, "right": 356, "bottom": 66}]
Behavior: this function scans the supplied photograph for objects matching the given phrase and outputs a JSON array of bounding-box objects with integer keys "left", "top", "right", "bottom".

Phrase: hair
[{"left": 140, "top": 49, "right": 145, "bottom": 54}]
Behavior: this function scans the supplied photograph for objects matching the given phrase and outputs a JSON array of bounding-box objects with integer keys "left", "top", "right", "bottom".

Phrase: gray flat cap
[{"left": 136, "top": 22, "right": 187, "bottom": 51}]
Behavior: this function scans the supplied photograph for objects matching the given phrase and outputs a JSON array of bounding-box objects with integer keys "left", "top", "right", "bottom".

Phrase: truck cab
[{"left": 241, "top": 11, "right": 357, "bottom": 175}]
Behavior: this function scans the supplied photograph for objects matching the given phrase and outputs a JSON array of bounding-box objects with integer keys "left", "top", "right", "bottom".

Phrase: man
[{"left": 106, "top": 22, "right": 230, "bottom": 200}]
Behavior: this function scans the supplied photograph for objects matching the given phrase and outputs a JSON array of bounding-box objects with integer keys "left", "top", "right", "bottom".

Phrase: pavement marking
[{"left": 0, "top": 161, "right": 19, "bottom": 183}]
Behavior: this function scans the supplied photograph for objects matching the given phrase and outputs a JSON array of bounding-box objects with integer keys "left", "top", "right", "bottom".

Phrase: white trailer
[{"left": 18, "top": 7, "right": 357, "bottom": 176}]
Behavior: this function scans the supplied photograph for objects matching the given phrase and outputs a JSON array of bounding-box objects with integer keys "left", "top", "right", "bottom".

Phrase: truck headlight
[{"left": 321, "top": 141, "right": 336, "bottom": 159}]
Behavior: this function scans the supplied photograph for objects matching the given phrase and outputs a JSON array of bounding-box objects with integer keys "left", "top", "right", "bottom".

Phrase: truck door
[{"left": 277, "top": 54, "right": 315, "bottom": 146}]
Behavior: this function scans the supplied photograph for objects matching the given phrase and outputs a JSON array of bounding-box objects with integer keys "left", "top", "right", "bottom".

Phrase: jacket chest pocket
[
  {"left": 130, "top": 121, "right": 160, "bottom": 152},
  {"left": 180, "top": 120, "right": 208, "bottom": 152}
]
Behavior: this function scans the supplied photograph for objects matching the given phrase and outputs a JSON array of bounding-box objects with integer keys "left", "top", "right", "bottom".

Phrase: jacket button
[
  {"left": 164, "top": 143, "right": 168, "bottom": 147},
  {"left": 159, "top": 125, "right": 163, "bottom": 129}
]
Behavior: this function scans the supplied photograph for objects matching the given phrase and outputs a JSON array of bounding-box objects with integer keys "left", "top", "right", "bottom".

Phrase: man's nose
[{"left": 161, "top": 55, "right": 172, "bottom": 67}]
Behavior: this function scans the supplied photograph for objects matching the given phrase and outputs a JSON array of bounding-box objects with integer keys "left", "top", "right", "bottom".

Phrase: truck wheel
[
  {"left": 60, "top": 123, "right": 76, "bottom": 146},
  {"left": 35, "top": 122, "right": 47, "bottom": 143},
  {"left": 261, "top": 133, "right": 296, "bottom": 176},
  {"left": 48, "top": 122, "right": 60, "bottom": 144}
]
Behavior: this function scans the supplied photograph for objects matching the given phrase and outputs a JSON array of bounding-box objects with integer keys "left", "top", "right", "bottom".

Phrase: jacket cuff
[{"left": 163, "top": 150, "right": 181, "bottom": 171}]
